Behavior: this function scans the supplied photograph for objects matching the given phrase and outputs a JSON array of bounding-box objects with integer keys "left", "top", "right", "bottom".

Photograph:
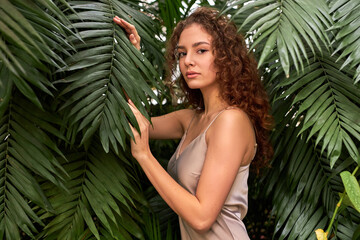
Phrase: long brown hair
[{"left": 165, "top": 7, "right": 273, "bottom": 172}]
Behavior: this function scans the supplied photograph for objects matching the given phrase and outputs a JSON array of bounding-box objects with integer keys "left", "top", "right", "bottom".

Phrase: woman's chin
[
  {"left": 185, "top": 80, "right": 203, "bottom": 89},
  {"left": 187, "top": 84, "right": 201, "bottom": 90}
]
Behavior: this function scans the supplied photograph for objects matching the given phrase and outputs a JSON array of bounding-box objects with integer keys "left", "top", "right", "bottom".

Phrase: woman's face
[{"left": 177, "top": 24, "right": 218, "bottom": 90}]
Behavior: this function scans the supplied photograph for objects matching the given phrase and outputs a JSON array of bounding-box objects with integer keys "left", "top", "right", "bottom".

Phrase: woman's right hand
[{"left": 113, "top": 16, "right": 141, "bottom": 51}]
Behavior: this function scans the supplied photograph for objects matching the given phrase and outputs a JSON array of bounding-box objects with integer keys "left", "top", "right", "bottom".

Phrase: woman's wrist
[{"left": 134, "top": 149, "right": 153, "bottom": 163}]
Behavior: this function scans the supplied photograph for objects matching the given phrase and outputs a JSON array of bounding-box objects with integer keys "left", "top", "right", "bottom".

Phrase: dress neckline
[
  {"left": 176, "top": 108, "right": 229, "bottom": 159},
  {"left": 176, "top": 130, "right": 205, "bottom": 159}
]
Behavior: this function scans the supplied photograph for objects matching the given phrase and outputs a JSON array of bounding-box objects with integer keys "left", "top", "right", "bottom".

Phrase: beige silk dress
[{"left": 167, "top": 109, "right": 252, "bottom": 240}]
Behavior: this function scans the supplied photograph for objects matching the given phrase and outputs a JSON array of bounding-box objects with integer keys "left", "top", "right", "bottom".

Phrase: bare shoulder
[
  {"left": 206, "top": 108, "right": 256, "bottom": 165},
  {"left": 217, "top": 108, "right": 252, "bottom": 127},
  {"left": 208, "top": 108, "right": 255, "bottom": 141}
]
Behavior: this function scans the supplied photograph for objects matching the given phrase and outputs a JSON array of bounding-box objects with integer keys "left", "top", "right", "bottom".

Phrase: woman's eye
[
  {"left": 178, "top": 52, "right": 186, "bottom": 58},
  {"left": 197, "top": 49, "right": 208, "bottom": 54}
]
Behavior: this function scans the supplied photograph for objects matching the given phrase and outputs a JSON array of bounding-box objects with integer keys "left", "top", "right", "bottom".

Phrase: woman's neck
[{"left": 200, "top": 84, "right": 229, "bottom": 116}]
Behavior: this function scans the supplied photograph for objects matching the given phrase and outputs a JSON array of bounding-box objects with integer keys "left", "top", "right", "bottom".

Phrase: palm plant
[
  {"left": 224, "top": 0, "right": 360, "bottom": 239},
  {"left": 1, "top": 0, "right": 359, "bottom": 239},
  {"left": 0, "top": 0, "right": 166, "bottom": 239}
]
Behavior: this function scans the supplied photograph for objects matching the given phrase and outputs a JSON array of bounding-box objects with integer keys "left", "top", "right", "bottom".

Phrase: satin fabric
[{"left": 167, "top": 109, "right": 251, "bottom": 240}]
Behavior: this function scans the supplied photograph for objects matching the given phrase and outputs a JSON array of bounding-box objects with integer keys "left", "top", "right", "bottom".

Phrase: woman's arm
[
  {"left": 128, "top": 101, "right": 256, "bottom": 233},
  {"left": 149, "top": 109, "right": 194, "bottom": 139}
]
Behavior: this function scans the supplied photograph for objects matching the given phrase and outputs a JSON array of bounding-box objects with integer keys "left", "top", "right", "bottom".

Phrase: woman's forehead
[{"left": 178, "top": 24, "right": 212, "bottom": 47}]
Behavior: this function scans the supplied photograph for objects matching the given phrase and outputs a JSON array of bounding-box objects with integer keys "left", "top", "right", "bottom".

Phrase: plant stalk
[{"left": 325, "top": 165, "right": 359, "bottom": 235}]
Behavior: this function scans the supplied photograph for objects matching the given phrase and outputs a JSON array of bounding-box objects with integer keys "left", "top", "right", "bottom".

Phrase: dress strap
[{"left": 204, "top": 107, "right": 234, "bottom": 133}]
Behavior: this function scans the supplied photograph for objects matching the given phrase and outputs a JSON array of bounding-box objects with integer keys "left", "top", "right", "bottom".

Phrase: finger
[
  {"left": 128, "top": 122, "right": 139, "bottom": 143},
  {"left": 128, "top": 25, "right": 140, "bottom": 42},
  {"left": 126, "top": 26, "right": 140, "bottom": 50},
  {"left": 120, "top": 19, "right": 136, "bottom": 34},
  {"left": 128, "top": 101, "right": 149, "bottom": 125},
  {"left": 113, "top": 17, "right": 133, "bottom": 33},
  {"left": 128, "top": 121, "right": 137, "bottom": 135},
  {"left": 127, "top": 103, "right": 138, "bottom": 118},
  {"left": 113, "top": 16, "right": 124, "bottom": 27},
  {"left": 127, "top": 102, "right": 142, "bottom": 121},
  {"left": 118, "top": 19, "right": 140, "bottom": 43},
  {"left": 113, "top": 17, "right": 141, "bottom": 50},
  {"left": 130, "top": 28, "right": 141, "bottom": 48},
  {"left": 129, "top": 34, "right": 138, "bottom": 46},
  {"left": 128, "top": 99, "right": 136, "bottom": 108}
]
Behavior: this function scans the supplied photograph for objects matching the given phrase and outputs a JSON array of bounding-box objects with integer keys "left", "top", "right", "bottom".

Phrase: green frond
[
  {"left": 1, "top": 0, "right": 359, "bottom": 238},
  {"left": 274, "top": 51, "right": 360, "bottom": 167},
  {"left": 0, "top": 0, "right": 72, "bottom": 108},
  {"left": 111, "top": 1, "right": 165, "bottom": 74},
  {"left": 265, "top": 111, "right": 359, "bottom": 239},
  {"left": 0, "top": 93, "right": 67, "bottom": 239},
  {"left": 41, "top": 142, "right": 145, "bottom": 240},
  {"left": 228, "top": 0, "right": 332, "bottom": 77},
  {"left": 58, "top": 0, "right": 164, "bottom": 153},
  {"left": 0, "top": 65, "right": 12, "bottom": 119},
  {"left": 156, "top": 0, "right": 182, "bottom": 36},
  {"left": 328, "top": 0, "right": 360, "bottom": 82}
]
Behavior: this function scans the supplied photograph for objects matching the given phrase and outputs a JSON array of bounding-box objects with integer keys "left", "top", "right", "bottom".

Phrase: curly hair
[{"left": 165, "top": 7, "right": 273, "bottom": 172}]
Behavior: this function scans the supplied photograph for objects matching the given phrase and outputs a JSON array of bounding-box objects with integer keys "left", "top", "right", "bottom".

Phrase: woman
[{"left": 114, "top": 7, "right": 272, "bottom": 239}]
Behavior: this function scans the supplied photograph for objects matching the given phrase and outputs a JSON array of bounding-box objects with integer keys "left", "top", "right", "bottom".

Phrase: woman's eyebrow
[{"left": 177, "top": 41, "right": 210, "bottom": 50}]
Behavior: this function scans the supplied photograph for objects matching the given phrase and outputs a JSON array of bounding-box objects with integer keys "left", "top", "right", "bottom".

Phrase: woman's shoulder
[
  {"left": 220, "top": 107, "right": 251, "bottom": 123},
  {"left": 209, "top": 107, "right": 254, "bottom": 137},
  {"left": 206, "top": 107, "right": 257, "bottom": 165}
]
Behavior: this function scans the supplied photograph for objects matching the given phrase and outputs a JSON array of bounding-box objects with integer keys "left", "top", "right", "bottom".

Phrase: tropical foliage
[
  {"left": 0, "top": 0, "right": 164, "bottom": 239},
  {"left": 223, "top": 0, "right": 360, "bottom": 239},
  {"left": 0, "top": 0, "right": 359, "bottom": 240}
]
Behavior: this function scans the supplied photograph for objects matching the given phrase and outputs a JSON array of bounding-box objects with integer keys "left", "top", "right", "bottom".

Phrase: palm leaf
[
  {"left": 265, "top": 102, "right": 360, "bottom": 239},
  {"left": 0, "top": 0, "right": 72, "bottom": 109},
  {"left": 0, "top": 90, "right": 67, "bottom": 239},
  {"left": 274, "top": 50, "right": 360, "bottom": 167},
  {"left": 221, "top": 0, "right": 259, "bottom": 34},
  {"left": 57, "top": 0, "right": 163, "bottom": 153},
  {"left": 156, "top": 0, "right": 183, "bottom": 37},
  {"left": 147, "top": 193, "right": 180, "bottom": 240},
  {"left": 226, "top": 0, "right": 332, "bottom": 77},
  {"left": 328, "top": 0, "right": 360, "bottom": 82},
  {"left": 0, "top": 65, "right": 12, "bottom": 119},
  {"left": 117, "top": 0, "right": 166, "bottom": 74},
  {"left": 39, "top": 142, "right": 146, "bottom": 240}
]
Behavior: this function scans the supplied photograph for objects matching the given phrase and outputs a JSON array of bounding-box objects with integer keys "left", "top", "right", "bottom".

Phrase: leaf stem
[
  {"left": 351, "top": 166, "right": 359, "bottom": 176},
  {"left": 325, "top": 166, "right": 359, "bottom": 235},
  {"left": 326, "top": 193, "right": 343, "bottom": 234}
]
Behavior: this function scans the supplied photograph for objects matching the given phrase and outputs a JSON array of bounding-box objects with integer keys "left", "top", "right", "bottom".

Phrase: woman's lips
[{"left": 186, "top": 72, "right": 200, "bottom": 78}]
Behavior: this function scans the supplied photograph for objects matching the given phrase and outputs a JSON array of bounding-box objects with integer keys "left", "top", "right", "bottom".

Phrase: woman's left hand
[{"left": 127, "top": 100, "right": 151, "bottom": 161}]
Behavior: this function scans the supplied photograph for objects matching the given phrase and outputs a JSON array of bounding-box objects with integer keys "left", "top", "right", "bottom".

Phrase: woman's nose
[{"left": 184, "top": 53, "right": 194, "bottom": 66}]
